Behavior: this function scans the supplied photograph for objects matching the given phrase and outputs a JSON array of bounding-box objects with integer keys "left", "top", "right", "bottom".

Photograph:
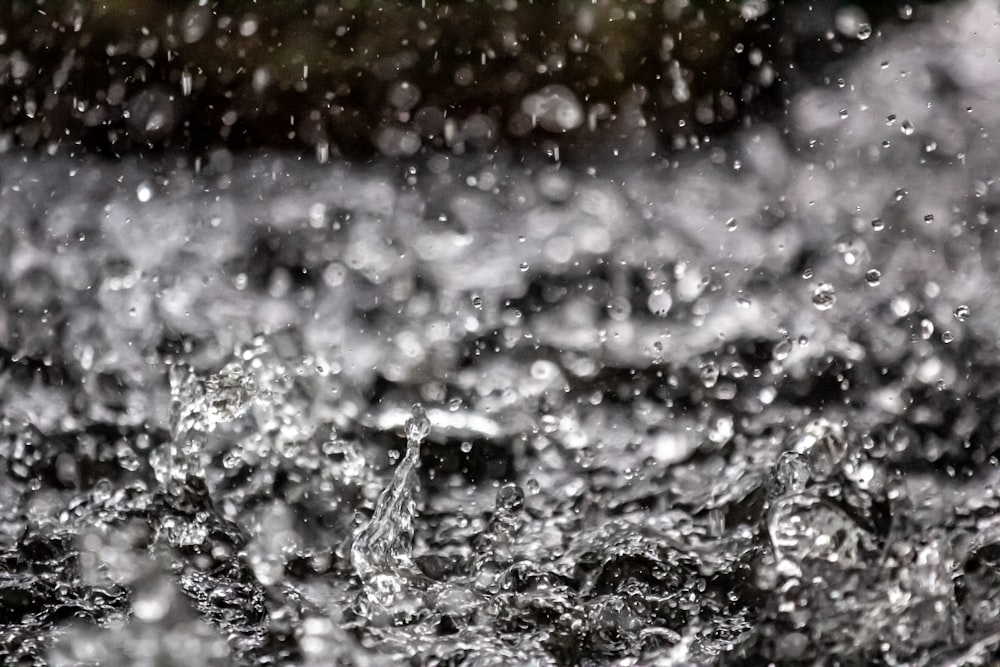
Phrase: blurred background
[{"left": 1, "top": 0, "right": 946, "bottom": 161}]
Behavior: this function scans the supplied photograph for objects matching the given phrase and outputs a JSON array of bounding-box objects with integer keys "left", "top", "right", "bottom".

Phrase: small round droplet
[
  {"left": 838, "top": 109, "right": 849, "bottom": 119},
  {"left": 811, "top": 283, "right": 836, "bottom": 311},
  {"left": 865, "top": 269, "right": 881, "bottom": 286},
  {"left": 802, "top": 268, "right": 814, "bottom": 280},
  {"left": 941, "top": 331, "right": 955, "bottom": 344},
  {"left": 894, "top": 188, "right": 908, "bottom": 202},
  {"left": 919, "top": 319, "right": 934, "bottom": 340},
  {"left": 471, "top": 295, "right": 484, "bottom": 310},
  {"left": 871, "top": 218, "right": 884, "bottom": 231},
  {"left": 900, "top": 120, "right": 915, "bottom": 135},
  {"left": 725, "top": 217, "right": 738, "bottom": 231},
  {"left": 519, "top": 262, "right": 529, "bottom": 272},
  {"left": 856, "top": 23, "right": 872, "bottom": 40},
  {"left": 405, "top": 403, "right": 431, "bottom": 442},
  {"left": 954, "top": 305, "right": 970, "bottom": 322},
  {"left": 923, "top": 213, "right": 934, "bottom": 224}
]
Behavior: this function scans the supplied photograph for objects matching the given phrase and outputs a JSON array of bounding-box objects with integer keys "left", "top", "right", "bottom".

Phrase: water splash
[{"left": 351, "top": 404, "right": 430, "bottom": 615}]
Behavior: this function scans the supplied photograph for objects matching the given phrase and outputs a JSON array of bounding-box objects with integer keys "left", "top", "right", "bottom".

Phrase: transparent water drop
[
  {"left": 954, "top": 305, "right": 970, "bottom": 322},
  {"left": 811, "top": 283, "right": 836, "bottom": 311},
  {"left": 773, "top": 451, "right": 810, "bottom": 496},
  {"left": 471, "top": 295, "right": 484, "bottom": 310},
  {"left": 647, "top": 289, "right": 673, "bottom": 317},
  {"left": 405, "top": 403, "right": 431, "bottom": 442},
  {"left": 920, "top": 319, "right": 935, "bottom": 339},
  {"left": 790, "top": 419, "right": 849, "bottom": 480},
  {"left": 725, "top": 217, "right": 738, "bottom": 231},
  {"left": 900, "top": 120, "right": 915, "bottom": 135},
  {"left": 941, "top": 331, "right": 955, "bottom": 343},
  {"left": 699, "top": 360, "right": 720, "bottom": 389},
  {"left": 871, "top": 218, "right": 884, "bottom": 231},
  {"left": 924, "top": 213, "right": 934, "bottom": 224},
  {"left": 519, "top": 261, "right": 529, "bottom": 272},
  {"left": 865, "top": 269, "right": 881, "bottom": 286}
]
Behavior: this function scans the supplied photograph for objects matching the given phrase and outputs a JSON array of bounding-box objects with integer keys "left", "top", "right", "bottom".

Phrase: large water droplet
[{"left": 811, "top": 283, "right": 836, "bottom": 311}]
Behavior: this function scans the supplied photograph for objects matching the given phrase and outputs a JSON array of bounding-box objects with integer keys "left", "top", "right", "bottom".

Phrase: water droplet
[
  {"left": 811, "top": 283, "right": 836, "bottom": 311},
  {"left": 920, "top": 319, "right": 935, "bottom": 339},
  {"left": 901, "top": 120, "right": 915, "bottom": 135},
  {"left": 773, "top": 451, "right": 810, "bottom": 496},
  {"left": 865, "top": 269, "right": 881, "bottom": 286},
  {"left": 924, "top": 213, "right": 934, "bottom": 224},
  {"left": 790, "top": 419, "right": 849, "bottom": 480},
  {"left": 894, "top": 188, "right": 908, "bottom": 202},
  {"left": 699, "top": 360, "right": 720, "bottom": 389},
  {"left": 405, "top": 403, "right": 431, "bottom": 442},
  {"left": 954, "top": 305, "right": 970, "bottom": 322},
  {"left": 519, "top": 261, "right": 529, "bottom": 272},
  {"left": 647, "top": 289, "right": 673, "bottom": 317},
  {"left": 471, "top": 295, "right": 483, "bottom": 310},
  {"left": 941, "top": 330, "right": 955, "bottom": 344},
  {"left": 725, "top": 216, "right": 738, "bottom": 231},
  {"left": 871, "top": 218, "right": 884, "bottom": 231},
  {"left": 136, "top": 182, "right": 153, "bottom": 202}
]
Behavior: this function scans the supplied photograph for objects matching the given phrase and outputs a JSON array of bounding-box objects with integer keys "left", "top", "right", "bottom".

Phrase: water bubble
[
  {"left": 901, "top": 120, "right": 915, "bottom": 135},
  {"left": 865, "top": 269, "right": 881, "bottom": 286},
  {"left": 495, "top": 483, "right": 525, "bottom": 518},
  {"left": 519, "top": 261, "right": 529, "bottom": 272},
  {"left": 894, "top": 188, "right": 908, "bottom": 202},
  {"left": 725, "top": 217, "right": 738, "bottom": 231},
  {"left": 871, "top": 218, "right": 884, "bottom": 231},
  {"left": 954, "top": 305, "right": 970, "bottom": 322},
  {"left": 471, "top": 295, "right": 484, "bottom": 310},
  {"left": 941, "top": 331, "right": 955, "bottom": 343},
  {"left": 923, "top": 213, "right": 934, "bottom": 224},
  {"left": 811, "top": 283, "right": 836, "bottom": 311}
]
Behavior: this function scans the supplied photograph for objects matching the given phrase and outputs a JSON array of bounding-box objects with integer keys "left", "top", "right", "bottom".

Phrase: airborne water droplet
[
  {"left": 811, "top": 283, "right": 836, "bottom": 311},
  {"left": 865, "top": 269, "right": 881, "bottom": 286},
  {"left": 954, "top": 305, "right": 970, "bottom": 322}
]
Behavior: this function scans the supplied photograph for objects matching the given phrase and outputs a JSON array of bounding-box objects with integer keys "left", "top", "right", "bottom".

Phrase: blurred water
[{"left": 3, "top": 1, "right": 1000, "bottom": 665}]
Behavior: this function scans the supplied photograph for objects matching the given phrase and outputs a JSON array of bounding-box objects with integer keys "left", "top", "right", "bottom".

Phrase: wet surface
[{"left": 3, "top": 1, "right": 1000, "bottom": 665}]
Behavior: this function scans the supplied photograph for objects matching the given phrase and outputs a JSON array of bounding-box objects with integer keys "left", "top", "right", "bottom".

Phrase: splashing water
[{"left": 351, "top": 404, "right": 431, "bottom": 615}]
